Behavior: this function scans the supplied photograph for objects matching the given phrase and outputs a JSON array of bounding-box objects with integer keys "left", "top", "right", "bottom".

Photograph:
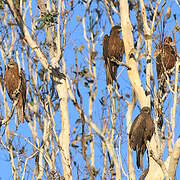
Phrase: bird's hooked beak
[
  {"left": 169, "top": 41, "right": 175, "bottom": 47},
  {"left": 118, "top": 28, "right": 121, "bottom": 32},
  {"left": 5, "top": 63, "right": 11, "bottom": 70},
  {"left": 116, "top": 26, "right": 122, "bottom": 32},
  {"left": 164, "top": 39, "right": 175, "bottom": 47}
]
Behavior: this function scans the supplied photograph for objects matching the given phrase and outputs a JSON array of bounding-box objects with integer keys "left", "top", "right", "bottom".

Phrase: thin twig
[
  {"left": 109, "top": 57, "right": 131, "bottom": 70},
  {"left": 1, "top": 99, "right": 18, "bottom": 126}
]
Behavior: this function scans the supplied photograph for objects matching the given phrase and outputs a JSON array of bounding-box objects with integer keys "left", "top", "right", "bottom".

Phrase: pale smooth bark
[
  {"left": 168, "top": 138, "right": 180, "bottom": 179},
  {"left": 171, "top": 61, "right": 180, "bottom": 145},
  {"left": 139, "top": 0, "right": 154, "bottom": 107},
  {"left": 139, "top": 1, "right": 165, "bottom": 179},
  {"left": 120, "top": 0, "right": 147, "bottom": 108},
  {"left": 59, "top": 78, "right": 72, "bottom": 180}
]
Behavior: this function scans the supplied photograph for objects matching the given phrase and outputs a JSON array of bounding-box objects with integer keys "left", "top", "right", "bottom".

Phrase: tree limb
[
  {"left": 168, "top": 138, "right": 180, "bottom": 179},
  {"left": 1, "top": 99, "right": 18, "bottom": 126},
  {"left": 120, "top": 0, "right": 147, "bottom": 108}
]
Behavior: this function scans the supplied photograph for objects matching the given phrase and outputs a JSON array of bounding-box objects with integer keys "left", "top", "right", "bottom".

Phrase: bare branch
[{"left": 1, "top": 99, "right": 18, "bottom": 126}]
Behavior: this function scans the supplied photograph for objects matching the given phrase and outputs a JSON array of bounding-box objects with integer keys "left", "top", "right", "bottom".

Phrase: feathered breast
[
  {"left": 129, "top": 114, "right": 146, "bottom": 150},
  {"left": 144, "top": 115, "right": 155, "bottom": 141},
  {"left": 4, "top": 64, "right": 21, "bottom": 101},
  {"left": 156, "top": 43, "right": 176, "bottom": 79},
  {"left": 108, "top": 35, "right": 124, "bottom": 62}
]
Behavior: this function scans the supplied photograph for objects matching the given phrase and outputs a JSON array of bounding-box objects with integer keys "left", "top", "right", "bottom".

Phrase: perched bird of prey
[
  {"left": 156, "top": 36, "right": 176, "bottom": 82},
  {"left": 4, "top": 60, "right": 26, "bottom": 124},
  {"left": 102, "top": 35, "right": 112, "bottom": 85},
  {"left": 155, "top": 37, "right": 177, "bottom": 128},
  {"left": 129, "top": 107, "right": 155, "bottom": 170},
  {"left": 102, "top": 26, "right": 124, "bottom": 86}
]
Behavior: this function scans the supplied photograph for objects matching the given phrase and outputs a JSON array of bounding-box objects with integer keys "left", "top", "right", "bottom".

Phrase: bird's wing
[
  {"left": 136, "top": 143, "right": 146, "bottom": 170},
  {"left": 119, "top": 39, "right": 124, "bottom": 59},
  {"left": 20, "top": 69, "right": 26, "bottom": 101},
  {"left": 163, "top": 44, "right": 176, "bottom": 70},
  {"left": 156, "top": 54, "right": 163, "bottom": 80},
  {"left": 108, "top": 33, "right": 124, "bottom": 62},
  {"left": 17, "top": 94, "right": 24, "bottom": 124},
  {"left": 144, "top": 116, "right": 155, "bottom": 141},
  {"left": 129, "top": 114, "right": 145, "bottom": 150},
  {"left": 103, "top": 35, "right": 117, "bottom": 85},
  {"left": 16, "top": 69, "right": 26, "bottom": 124},
  {"left": 102, "top": 35, "right": 109, "bottom": 61}
]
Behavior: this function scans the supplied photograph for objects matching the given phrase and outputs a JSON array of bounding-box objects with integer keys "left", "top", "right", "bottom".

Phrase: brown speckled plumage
[
  {"left": 129, "top": 107, "right": 154, "bottom": 170},
  {"left": 4, "top": 60, "right": 26, "bottom": 124},
  {"left": 156, "top": 36, "right": 176, "bottom": 81},
  {"left": 102, "top": 26, "right": 124, "bottom": 85}
]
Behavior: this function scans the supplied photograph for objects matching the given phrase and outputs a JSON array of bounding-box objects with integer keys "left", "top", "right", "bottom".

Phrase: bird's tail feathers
[
  {"left": 111, "top": 63, "right": 117, "bottom": 81},
  {"left": 106, "top": 61, "right": 113, "bottom": 85},
  {"left": 136, "top": 148, "right": 141, "bottom": 169},
  {"left": 106, "top": 61, "right": 117, "bottom": 86},
  {"left": 140, "top": 149, "right": 144, "bottom": 170},
  {"left": 137, "top": 145, "right": 145, "bottom": 171},
  {"left": 17, "top": 96, "right": 24, "bottom": 124}
]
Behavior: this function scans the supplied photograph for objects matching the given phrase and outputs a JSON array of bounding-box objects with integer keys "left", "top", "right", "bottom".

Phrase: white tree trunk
[
  {"left": 58, "top": 78, "right": 72, "bottom": 180},
  {"left": 120, "top": 0, "right": 147, "bottom": 108}
]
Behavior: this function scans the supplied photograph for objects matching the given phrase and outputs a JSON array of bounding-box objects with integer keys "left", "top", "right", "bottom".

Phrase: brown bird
[
  {"left": 102, "top": 26, "right": 124, "bottom": 86},
  {"left": 155, "top": 37, "right": 177, "bottom": 128},
  {"left": 156, "top": 36, "right": 176, "bottom": 81},
  {"left": 129, "top": 107, "right": 155, "bottom": 170},
  {"left": 4, "top": 59, "right": 26, "bottom": 124}
]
